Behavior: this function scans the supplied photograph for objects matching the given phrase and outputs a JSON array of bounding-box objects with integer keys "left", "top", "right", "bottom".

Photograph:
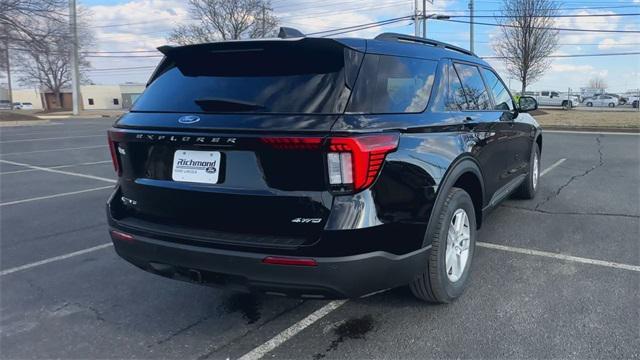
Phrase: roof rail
[{"left": 374, "top": 32, "right": 477, "bottom": 58}]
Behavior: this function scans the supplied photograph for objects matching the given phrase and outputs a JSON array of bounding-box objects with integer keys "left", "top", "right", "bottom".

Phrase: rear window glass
[
  {"left": 133, "top": 40, "right": 360, "bottom": 114},
  {"left": 347, "top": 55, "right": 437, "bottom": 113}
]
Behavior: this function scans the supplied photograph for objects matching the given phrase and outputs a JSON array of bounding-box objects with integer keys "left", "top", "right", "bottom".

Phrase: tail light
[
  {"left": 260, "top": 133, "right": 399, "bottom": 193},
  {"left": 107, "top": 136, "right": 122, "bottom": 176}
]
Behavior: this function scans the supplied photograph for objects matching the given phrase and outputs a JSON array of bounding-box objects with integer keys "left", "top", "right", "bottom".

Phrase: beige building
[
  {"left": 3, "top": 84, "right": 146, "bottom": 111},
  {"left": 13, "top": 89, "right": 45, "bottom": 110},
  {"left": 81, "top": 85, "right": 123, "bottom": 110}
]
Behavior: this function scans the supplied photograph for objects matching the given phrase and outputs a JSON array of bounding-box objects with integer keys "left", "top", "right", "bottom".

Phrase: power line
[
  {"left": 450, "top": 12, "right": 640, "bottom": 18},
  {"left": 440, "top": 18, "right": 640, "bottom": 33},
  {"left": 482, "top": 52, "right": 640, "bottom": 59},
  {"left": 307, "top": 16, "right": 413, "bottom": 36}
]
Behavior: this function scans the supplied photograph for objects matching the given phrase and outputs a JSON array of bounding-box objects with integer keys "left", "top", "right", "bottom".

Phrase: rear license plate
[{"left": 172, "top": 150, "right": 221, "bottom": 184}]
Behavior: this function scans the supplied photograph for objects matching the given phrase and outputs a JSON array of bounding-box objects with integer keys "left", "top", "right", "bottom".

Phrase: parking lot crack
[
  {"left": 501, "top": 204, "right": 639, "bottom": 219},
  {"left": 152, "top": 314, "right": 214, "bottom": 346},
  {"left": 535, "top": 135, "right": 605, "bottom": 211}
]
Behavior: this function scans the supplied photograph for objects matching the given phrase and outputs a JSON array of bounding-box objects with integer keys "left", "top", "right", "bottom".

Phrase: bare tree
[
  {"left": 492, "top": 0, "right": 559, "bottom": 93},
  {"left": 0, "top": 0, "right": 66, "bottom": 44},
  {"left": 588, "top": 76, "right": 607, "bottom": 90},
  {"left": 168, "top": 0, "right": 278, "bottom": 45},
  {"left": 15, "top": 12, "right": 93, "bottom": 109}
]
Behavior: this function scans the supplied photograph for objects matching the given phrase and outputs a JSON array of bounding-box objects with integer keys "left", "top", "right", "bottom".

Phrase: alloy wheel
[
  {"left": 532, "top": 151, "right": 539, "bottom": 190},
  {"left": 445, "top": 209, "right": 471, "bottom": 282}
]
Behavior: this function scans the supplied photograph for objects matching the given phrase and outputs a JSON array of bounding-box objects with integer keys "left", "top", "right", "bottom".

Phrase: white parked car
[
  {"left": 583, "top": 95, "right": 618, "bottom": 108},
  {"left": 525, "top": 90, "right": 576, "bottom": 109},
  {"left": 13, "top": 102, "right": 34, "bottom": 110}
]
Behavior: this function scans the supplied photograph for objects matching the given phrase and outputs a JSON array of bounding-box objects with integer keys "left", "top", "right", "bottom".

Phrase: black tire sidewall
[{"left": 431, "top": 189, "right": 477, "bottom": 301}]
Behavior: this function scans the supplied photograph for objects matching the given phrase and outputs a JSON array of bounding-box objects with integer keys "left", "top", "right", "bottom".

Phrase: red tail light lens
[
  {"left": 328, "top": 134, "right": 399, "bottom": 192},
  {"left": 107, "top": 136, "right": 121, "bottom": 176},
  {"left": 260, "top": 137, "right": 322, "bottom": 150},
  {"left": 260, "top": 133, "right": 399, "bottom": 193}
]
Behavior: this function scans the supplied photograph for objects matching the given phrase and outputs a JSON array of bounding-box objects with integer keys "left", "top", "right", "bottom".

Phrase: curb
[
  {"left": 542, "top": 126, "right": 640, "bottom": 133},
  {"left": 0, "top": 120, "right": 51, "bottom": 127},
  {"left": 36, "top": 115, "right": 114, "bottom": 120}
]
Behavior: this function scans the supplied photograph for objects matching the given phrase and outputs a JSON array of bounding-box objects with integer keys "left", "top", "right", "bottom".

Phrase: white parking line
[
  {"left": 0, "top": 243, "right": 113, "bottom": 277},
  {"left": 0, "top": 159, "right": 115, "bottom": 183},
  {"left": 0, "top": 134, "right": 104, "bottom": 143},
  {"left": 477, "top": 242, "right": 640, "bottom": 272},
  {"left": 0, "top": 145, "right": 107, "bottom": 156},
  {"left": 545, "top": 130, "right": 640, "bottom": 136},
  {"left": 0, "top": 160, "right": 111, "bottom": 175},
  {"left": 0, "top": 185, "right": 114, "bottom": 207},
  {"left": 238, "top": 300, "right": 348, "bottom": 360},
  {"left": 234, "top": 158, "right": 606, "bottom": 360},
  {"left": 540, "top": 158, "right": 566, "bottom": 177}
]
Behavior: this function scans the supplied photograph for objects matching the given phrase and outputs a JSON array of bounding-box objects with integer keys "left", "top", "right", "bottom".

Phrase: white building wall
[
  {"left": 13, "top": 89, "right": 44, "bottom": 110},
  {"left": 81, "top": 85, "right": 123, "bottom": 110}
]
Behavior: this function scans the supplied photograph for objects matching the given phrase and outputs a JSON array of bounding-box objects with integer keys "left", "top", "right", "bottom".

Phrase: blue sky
[{"left": 74, "top": 0, "right": 640, "bottom": 92}]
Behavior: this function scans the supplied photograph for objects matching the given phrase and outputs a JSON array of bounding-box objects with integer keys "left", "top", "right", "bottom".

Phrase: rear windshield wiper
[{"left": 194, "top": 98, "right": 266, "bottom": 112}]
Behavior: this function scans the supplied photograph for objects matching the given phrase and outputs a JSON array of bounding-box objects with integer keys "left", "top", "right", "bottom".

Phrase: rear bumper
[{"left": 110, "top": 230, "right": 429, "bottom": 299}]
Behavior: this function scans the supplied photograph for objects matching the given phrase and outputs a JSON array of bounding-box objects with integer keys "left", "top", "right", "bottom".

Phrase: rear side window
[
  {"left": 347, "top": 55, "right": 437, "bottom": 114},
  {"left": 452, "top": 63, "right": 491, "bottom": 110},
  {"left": 446, "top": 63, "right": 469, "bottom": 111},
  {"left": 481, "top": 68, "right": 514, "bottom": 111}
]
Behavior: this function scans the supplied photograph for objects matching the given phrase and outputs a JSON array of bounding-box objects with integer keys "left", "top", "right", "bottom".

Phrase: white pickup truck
[{"left": 524, "top": 90, "right": 578, "bottom": 109}]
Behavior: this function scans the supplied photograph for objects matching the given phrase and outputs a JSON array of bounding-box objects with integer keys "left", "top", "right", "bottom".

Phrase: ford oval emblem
[{"left": 178, "top": 115, "right": 200, "bottom": 124}]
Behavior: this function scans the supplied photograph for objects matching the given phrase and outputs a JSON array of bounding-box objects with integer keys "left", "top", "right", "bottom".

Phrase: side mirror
[{"left": 518, "top": 96, "right": 538, "bottom": 112}]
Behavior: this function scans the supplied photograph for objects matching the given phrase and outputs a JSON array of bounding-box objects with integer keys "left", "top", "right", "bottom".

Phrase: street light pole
[{"left": 69, "top": 0, "right": 81, "bottom": 115}]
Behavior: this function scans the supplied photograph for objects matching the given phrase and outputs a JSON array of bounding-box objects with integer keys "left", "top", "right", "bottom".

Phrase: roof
[{"left": 362, "top": 33, "right": 488, "bottom": 66}]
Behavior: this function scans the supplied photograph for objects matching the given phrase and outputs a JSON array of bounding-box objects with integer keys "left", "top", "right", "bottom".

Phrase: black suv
[{"left": 107, "top": 32, "right": 541, "bottom": 303}]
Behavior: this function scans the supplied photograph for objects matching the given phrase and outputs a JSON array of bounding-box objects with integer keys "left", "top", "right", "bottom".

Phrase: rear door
[{"left": 449, "top": 61, "right": 513, "bottom": 197}]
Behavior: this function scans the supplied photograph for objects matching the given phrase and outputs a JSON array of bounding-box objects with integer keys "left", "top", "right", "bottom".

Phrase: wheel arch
[
  {"left": 535, "top": 133, "right": 543, "bottom": 155},
  {"left": 431, "top": 156, "right": 485, "bottom": 233}
]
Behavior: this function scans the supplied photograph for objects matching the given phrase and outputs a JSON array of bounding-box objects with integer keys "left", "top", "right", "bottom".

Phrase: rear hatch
[{"left": 108, "top": 38, "right": 366, "bottom": 250}]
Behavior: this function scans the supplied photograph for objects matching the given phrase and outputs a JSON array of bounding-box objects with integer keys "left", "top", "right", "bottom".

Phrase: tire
[
  {"left": 633, "top": 101, "right": 639, "bottom": 109},
  {"left": 562, "top": 101, "right": 572, "bottom": 110},
  {"left": 608, "top": 103, "right": 615, "bottom": 108},
  {"left": 586, "top": 102, "right": 593, "bottom": 107},
  {"left": 514, "top": 143, "right": 540, "bottom": 199},
  {"left": 410, "top": 187, "right": 477, "bottom": 303}
]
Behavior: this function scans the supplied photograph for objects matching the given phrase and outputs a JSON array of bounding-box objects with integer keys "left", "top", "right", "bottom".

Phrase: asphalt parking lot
[{"left": 1, "top": 120, "right": 638, "bottom": 359}]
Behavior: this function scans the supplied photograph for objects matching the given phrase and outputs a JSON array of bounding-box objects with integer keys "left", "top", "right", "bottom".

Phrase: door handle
[{"left": 464, "top": 116, "right": 473, "bottom": 123}]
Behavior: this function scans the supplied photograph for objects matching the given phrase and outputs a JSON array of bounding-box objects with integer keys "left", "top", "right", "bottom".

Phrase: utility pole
[
  {"left": 469, "top": 0, "right": 475, "bottom": 53},
  {"left": 69, "top": 0, "right": 81, "bottom": 115},
  {"left": 4, "top": 39, "right": 13, "bottom": 110},
  {"left": 414, "top": 0, "right": 420, "bottom": 36},
  {"left": 261, "top": 2, "right": 266, "bottom": 37},
  {"left": 422, "top": 0, "right": 427, "bottom": 38}
]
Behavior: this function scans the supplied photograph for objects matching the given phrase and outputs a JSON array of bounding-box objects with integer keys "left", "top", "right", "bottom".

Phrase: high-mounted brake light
[
  {"left": 107, "top": 137, "right": 122, "bottom": 176},
  {"left": 260, "top": 133, "right": 399, "bottom": 193}
]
